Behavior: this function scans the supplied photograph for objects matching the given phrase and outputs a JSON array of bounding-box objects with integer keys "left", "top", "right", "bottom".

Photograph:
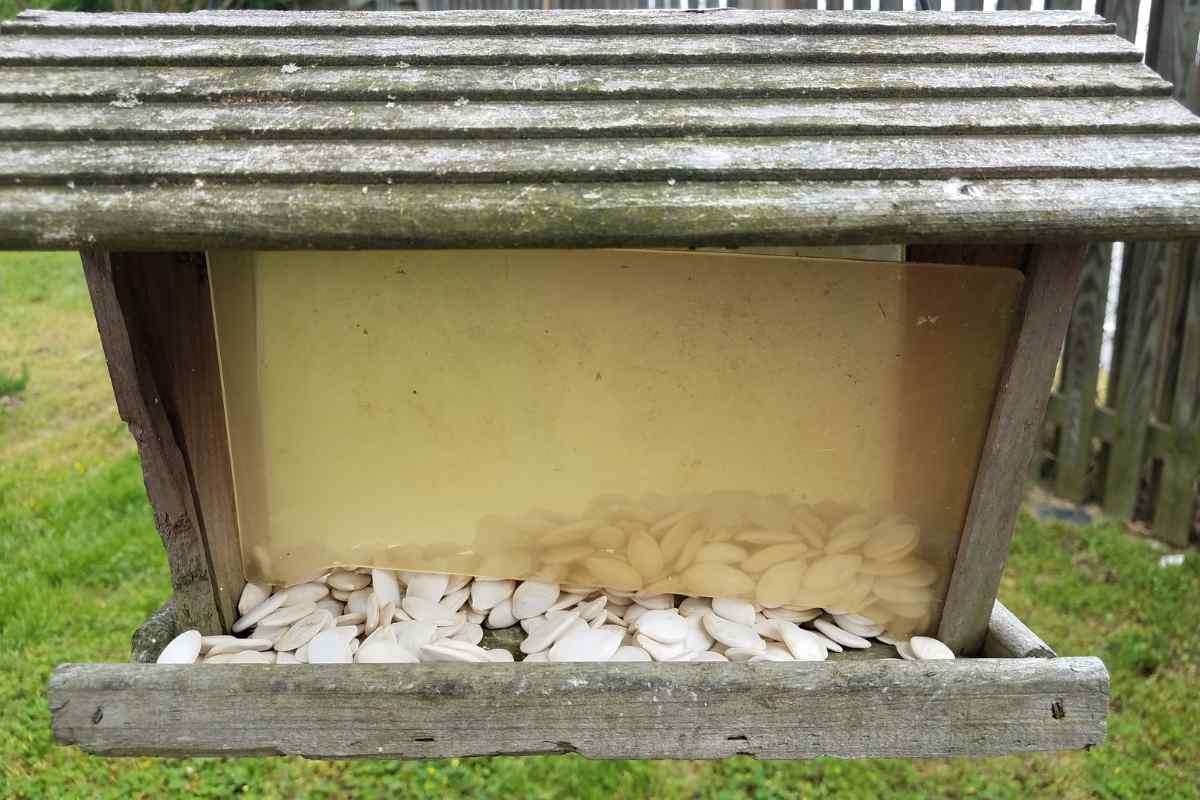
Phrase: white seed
[
  {"left": 610, "top": 645, "right": 653, "bottom": 662},
  {"left": 694, "top": 650, "right": 729, "bottom": 662},
  {"left": 314, "top": 598, "right": 345, "bottom": 617},
  {"left": 307, "top": 630, "right": 352, "bottom": 663},
  {"left": 326, "top": 570, "right": 370, "bottom": 592},
  {"left": 895, "top": 640, "right": 917, "bottom": 660},
  {"left": 763, "top": 606, "right": 821, "bottom": 623},
  {"left": 402, "top": 596, "right": 458, "bottom": 624},
  {"left": 548, "top": 592, "right": 587, "bottom": 613},
  {"left": 199, "top": 635, "right": 239, "bottom": 654},
  {"left": 451, "top": 623, "right": 484, "bottom": 645},
  {"left": 803, "top": 555, "right": 863, "bottom": 592},
  {"left": 336, "top": 612, "right": 366, "bottom": 626},
  {"left": 231, "top": 590, "right": 289, "bottom": 633},
  {"left": 512, "top": 581, "right": 560, "bottom": 619},
  {"left": 470, "top": 579, "right": 516, "bottom": 611},
  {"left": 701, "top": 612, "right": 765, "bottom": 651},
  {"left": 523, "top": 651, "right": 549, "bottom": 663},
  {"left": 421, "top": 642, "right": 487, "bottom": 663},
  {"left": 275, "top": 652, "right": 301, "bottom": 665},
  {"left": 749, "top": 644, "right": 795, "bottom": 662},
  {"left": 486, "top": 648, "right": 516, "bottom": 662},
  {"left": 282, "top": 582, "right": 330, "bottom": 605},
  {"left": 486, "top": 597, "right": 516, "bottom": 629},
  {"left": 633, "top": 609, "right": 688, "bottom": 644},
  {"left": 623, "top": 603, "right": 650, "bottom": 627},
  {"left": 814, "top": 617, "right": 873, "bottom": 649},
  {"left": 205, "top": 638, "right": 273, "bottom": 656},
  {"left": 356, "top": 639, "right": 418, "bottom": 663},
  {"left": 392, "top": 620, "right": 438, "bottom": 652},
  {"left": 520, "top": 611, "right": 579, "bottom": 654},
  {"left": 370, "top": 569, "right": 401, "bottom": 606},
  {"left": 548, "top": 628, "right": 623, "bottom": 662},
  {"left": 440, "top": 585, "right": 471, "bottom": 613},
  {"left": 711, "top": 597, "right": 756, "bottom": 627},
  {"left": 347, "top": 588, "right": 372, "bottom": 615},
  {"left": 812, "top": 631, "right": 844, "bottom": 653},
  {"left": 684, "top": 613, "right": 715, "bottom": 653},
  {"left": 833, "top": 613, "right": 886, "bottom": 638},
  {"left": 466, "top": 609, "right": 486, "bottom": 624},
  {"left": 635, "top": 633, "right": 689, "bottom": 661},
  {"left": 157, "top": 630, "right": 202, "bottom": 664},
  {"left": 773, "top": 621, "right": 828, "bottom": 661},
  {"left": 755, "top": 560, "right": 807, "bottom": 607},
  {"left": 677, "top": 596, "right": 713, "bottom": 618},
  {"left": 909, "top": 636, "right": 955, "bottom": 660},
  {"left": 258, "top": 600, "right": 317, "bottom": 628},
  {"left": 206, "top": 650, "right": 274, "bottom": 664},
  {"left": 237, "top": 582, "right": 270, "bottom": 615},
  {"left": 722, "top": 646, "right": 762, "bottom": 662},
  {"left": 251, "top": 624, "right": 288, "bottom": 646},
  {"left": 403, "top": 572, "right": 450, "bottom": 602}
]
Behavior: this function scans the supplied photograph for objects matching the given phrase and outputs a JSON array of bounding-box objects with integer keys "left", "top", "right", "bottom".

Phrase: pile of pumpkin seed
[
  {"left": 156, "top": 491, "right": 956, "bottom": 664},
  {"left": 157, "top": 569, "right": 954, "bottom": 664}
]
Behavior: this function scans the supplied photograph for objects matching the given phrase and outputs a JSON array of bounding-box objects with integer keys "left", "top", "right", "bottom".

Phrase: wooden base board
[{"left": 51, "top": 602, "right": 1106, "bottom": 760}]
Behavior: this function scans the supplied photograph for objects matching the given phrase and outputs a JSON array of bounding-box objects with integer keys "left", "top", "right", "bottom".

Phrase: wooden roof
[{"left": 1, "top": 9, "right": 1198, "bottom": 249}]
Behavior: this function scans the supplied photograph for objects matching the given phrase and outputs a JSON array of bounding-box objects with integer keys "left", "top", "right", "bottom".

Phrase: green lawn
[{"left": 1, "top": 251, "right": 1198, "bottom": 799}]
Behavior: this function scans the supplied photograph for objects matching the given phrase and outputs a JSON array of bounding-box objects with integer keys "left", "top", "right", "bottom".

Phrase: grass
[{"left": 1, "top": 251, "right": 1198, "bottom": 798}]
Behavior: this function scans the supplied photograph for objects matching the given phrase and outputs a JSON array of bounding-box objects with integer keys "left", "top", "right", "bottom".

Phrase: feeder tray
[{"left": 6, "top": 6, "right": 1196, "bottom": 760}]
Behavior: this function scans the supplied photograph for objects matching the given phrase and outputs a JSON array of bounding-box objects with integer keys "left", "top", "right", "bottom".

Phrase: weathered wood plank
[
  {"left": 939, "top": 242, "right": 1087, "bottom": 656},
  {"left": 47, "top": 657, "right": 1108, "bottom": 759},
  {"left": 1104, "top": 242, "right": 1171, "bottom": 519},
  {"left": 1153, "top": 242, "right": 1200, "bottom": 545},
  {"left": 1046, "top": 392, "right": 1178, "bottom": 456},
  {"left": 1054, "top": 241, "right": 1112, "bottom": 501},
  {"left": 0, "top": 63, "right": 1169, "bottom": 103},
  {"left": 113, "top": 253, "right": 245, "bottom": 635},
  {"left": 6, "top": 134, "right": 1200, "bottom": 184},
  {"left": 80, "top": 251, "right": 228, "bottom": 635},
  {"left": 3, "top": 97, "right": 1195, "bottom": 141},
  {"left": 981, "top": 601, "right": 1057, "bottom": 658},
  {"left": 0, "top": 33, "right": 1142, "bottom": 67},
  {"left": 9, "top": 179, "right": 1200, "bottom": 251},
  {"left": 3, "top": 9, "right": 1117, "bottom": 35}
]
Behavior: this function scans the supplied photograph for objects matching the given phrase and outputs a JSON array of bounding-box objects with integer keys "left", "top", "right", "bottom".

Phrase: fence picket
[{"left": 1054, "top": 244, "right": 1112, "bottom": 501}]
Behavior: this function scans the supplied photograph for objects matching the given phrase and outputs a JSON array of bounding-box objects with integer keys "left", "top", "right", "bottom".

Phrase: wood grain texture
[
  {"left": 47, "top": 657, "right": 1108, "bottom": 759},
  {"left": 80, "top": 251, "right": 227, "bottom": 635},
  {"left": 4, "top": 9, "right": 1117, "bottom": 35},
  {"left": 0, "top": 33, "right": 1142, "bottom": 67},
  {"left": 1054, "top": 241, "right": 1113, "bottom": 501},
  {"left": 8, "top": 134, "right": 1200, "bottom": 185},
  {"left": 0, "top": 63, "right": 1170, "bottom": 102},
  {"left": 3, "top": 97, "right": 1195, "bottom": 141},
  {"left": 9, "top": 179, "right": 1200, "bottom": 251},
  {"left": 939, "top": 242, "right": 1088, "bottom": 656},
  {"left": 112, "top": 253, "right": 245, "bottom": 632},
  {"left": 981, "top": 601, "right": 1058, "bottom": 658}
]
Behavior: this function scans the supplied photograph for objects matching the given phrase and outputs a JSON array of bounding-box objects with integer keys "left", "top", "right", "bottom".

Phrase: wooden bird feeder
[{"left": 9, "top": 6, "right": 1198, "bottom": 761}]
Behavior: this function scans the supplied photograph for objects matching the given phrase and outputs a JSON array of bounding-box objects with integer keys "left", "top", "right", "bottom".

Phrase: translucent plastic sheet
[{"left": 209, "top": 250, "right": 1022, "bottom": 636}]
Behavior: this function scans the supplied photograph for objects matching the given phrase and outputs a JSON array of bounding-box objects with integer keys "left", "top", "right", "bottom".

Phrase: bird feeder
[{"left": 7, "top": 6, "right": 1195, "bottom": 760}]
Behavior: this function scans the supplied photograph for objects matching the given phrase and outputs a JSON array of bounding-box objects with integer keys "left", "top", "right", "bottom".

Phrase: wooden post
[
  {"left": 939, "top": 242, "right": 1087, "bottom": 656},
  {"left": 81, "top": 251, "right": 244, "bottom": 634}
]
